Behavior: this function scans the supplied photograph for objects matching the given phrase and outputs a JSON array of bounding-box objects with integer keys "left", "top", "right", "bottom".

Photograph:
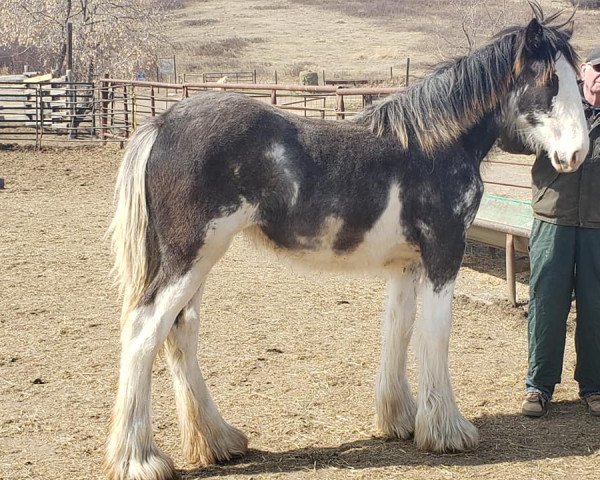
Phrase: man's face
[{"left": 580, "top": 61, "right": 600, "bottom": 105}]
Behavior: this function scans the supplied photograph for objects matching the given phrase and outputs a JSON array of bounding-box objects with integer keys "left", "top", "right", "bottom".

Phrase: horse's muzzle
[{"left": 553, "top": 149, "right": 587, "bottom": 173}]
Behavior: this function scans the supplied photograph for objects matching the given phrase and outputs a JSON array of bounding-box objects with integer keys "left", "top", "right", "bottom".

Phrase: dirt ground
[
  {"left": 0, "top": 142, "right": 600, "bottom": 480},
  {"left": 1, "top": 143, "right": 598, "bottom": 480},
  {"left": 2, "top": 1, "right": 600, "bottom": 478}
]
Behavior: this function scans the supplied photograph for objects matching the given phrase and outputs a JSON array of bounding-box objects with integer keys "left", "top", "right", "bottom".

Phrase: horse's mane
[{"left": 353, "top": 3, "right": 578, "bottom": 155}]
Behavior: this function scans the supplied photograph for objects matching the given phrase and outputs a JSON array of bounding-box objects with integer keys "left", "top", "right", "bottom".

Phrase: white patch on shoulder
[
  {"left": 266, "top": 144, "right": 299, "bottom": 206},
  {"left": 290, "top": 181, "right": 299, "bottom": 206},
  {"left": 416, "top": 220, "right": 433, "bottom": 240},
  {"left": 265, "top": 143, "right": 287, "bottom": 164},
  {"left": 452, "top": 182, "right": 479, "bottom": 216}
]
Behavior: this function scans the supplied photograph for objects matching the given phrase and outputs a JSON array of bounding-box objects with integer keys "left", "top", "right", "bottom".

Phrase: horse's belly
[
  {"left": 245, "top": 225, "right": 421, "bottom": 272},
  {"left": 245, "top": 183, "right": 422, "bottom": 272}
]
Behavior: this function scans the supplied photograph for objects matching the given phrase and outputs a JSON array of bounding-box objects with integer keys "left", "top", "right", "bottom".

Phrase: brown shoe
[
  {"left": 522, "top": 391, "right": 548, "bottom": 417},
  {"left": 582, "top": 394, "right": 600, "bottom": 417}
]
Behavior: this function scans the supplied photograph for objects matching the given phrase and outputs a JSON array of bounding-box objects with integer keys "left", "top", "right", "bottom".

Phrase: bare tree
[
  {"left": 0, "top": 0, "right": 171, "bottom": 81},
  {"left": 435, "top": 0, "right": 512, "bottom": 58}
]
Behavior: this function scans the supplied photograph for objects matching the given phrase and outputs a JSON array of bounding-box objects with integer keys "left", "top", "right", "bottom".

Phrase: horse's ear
[
  {"left": 514, "top": 18, "right": 545, "bottom": 77},
  {"left": 524, "top": 18, "right": 544, "bottom": 53}
]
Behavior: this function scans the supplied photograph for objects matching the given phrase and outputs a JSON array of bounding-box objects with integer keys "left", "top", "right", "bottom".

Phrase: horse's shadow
[{"left": 182, "top": 401, "right": 599, "bottom": 478}]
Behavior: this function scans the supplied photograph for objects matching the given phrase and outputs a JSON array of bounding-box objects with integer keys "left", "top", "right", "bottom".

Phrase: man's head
[{"left": 580, "top": 46, "right": 600, "bottom": 107}]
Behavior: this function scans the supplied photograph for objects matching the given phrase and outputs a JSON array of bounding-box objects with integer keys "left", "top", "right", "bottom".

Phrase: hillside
[{"left": 163, "top": 0, "right": 600, "bottom": 84}]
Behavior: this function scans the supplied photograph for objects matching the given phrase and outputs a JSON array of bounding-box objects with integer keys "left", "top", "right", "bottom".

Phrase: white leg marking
[
  {"left": 413, "top": 278, "right": 479, "bottom": 452},
  {"left": 106, "top": 269, "right": 205, "bottom": 480},
  {"left": 376, "top": 266, "right": 421, "bottom": 439},
  {"left": 164, "top": 285, "right": 248, "bottom": 466}
]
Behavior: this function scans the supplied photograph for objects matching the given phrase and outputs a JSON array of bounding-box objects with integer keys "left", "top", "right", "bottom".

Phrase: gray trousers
[{"left": 527, "top": 219, "right": 600, "bottom": 398}]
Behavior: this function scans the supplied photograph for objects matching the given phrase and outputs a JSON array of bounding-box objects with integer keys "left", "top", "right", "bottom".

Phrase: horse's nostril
[{"left": 570, "top": 151, "right": 579, "bottom": 169}]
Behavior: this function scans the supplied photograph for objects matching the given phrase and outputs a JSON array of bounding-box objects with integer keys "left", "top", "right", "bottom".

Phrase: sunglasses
[{"left": 590, "top": 63, "right": 600, "bottom": 73}]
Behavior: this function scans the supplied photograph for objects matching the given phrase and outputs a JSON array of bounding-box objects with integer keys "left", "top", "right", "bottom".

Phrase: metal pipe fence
[{"left": 0, "top": 79, "right": 404, "bottom": 147}]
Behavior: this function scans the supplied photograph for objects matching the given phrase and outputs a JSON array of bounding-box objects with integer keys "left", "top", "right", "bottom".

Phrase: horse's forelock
[{"left": 509, "top": 7, "right": 578, "bottom": 82}]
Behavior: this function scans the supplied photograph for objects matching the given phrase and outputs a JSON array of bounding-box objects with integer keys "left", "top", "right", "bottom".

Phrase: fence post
[
  {"left": 405, "top": 58, "right": 410, "bottom": 86},
  {"left": 131, "top": 85, "right": 136, "bottom": 131},
  {"left": 150, "top": 86, "right": 156, "bottom": 116},
  {"left": 336, "top": 91, "right": 345, "bottom": 120},
  {"left": 35, "top": 84, "right": 42, "bottom": 149},
  {"left": 123, "top": 85, "right": 130, "bottom": 138},
  {"left": 271, "top": 88, "right": 277, "bottom": 105},
  {"left": 506, "top": 234, "right": 517, "bottom": 306},
  {"left": 100, "top": 74, "right": 109, "bottom": 142},
  {"left": 66, "top": 70, "right": 77, "bottom": 138}
]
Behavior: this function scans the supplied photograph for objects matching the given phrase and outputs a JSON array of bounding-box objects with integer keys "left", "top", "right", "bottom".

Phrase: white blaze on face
[{"left": 536, "top": 55, "right": 589, "bottom": 172}]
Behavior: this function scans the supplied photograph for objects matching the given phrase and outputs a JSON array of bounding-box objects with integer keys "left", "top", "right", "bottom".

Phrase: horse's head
[{"left": 502, "top": 13, "right": 589, "bottom": 173}]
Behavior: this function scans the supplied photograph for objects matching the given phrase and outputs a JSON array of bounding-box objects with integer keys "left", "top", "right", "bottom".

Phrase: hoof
[
  {"left": 185, "top": 423, "right": 248, "bottom": 466},
  {"left": 376, "top": 408, "right": 415, "bottom": 440},
  {"left": 375, "top": 380, "right": 416, "bottom": 440},
  {"left": 106, "top": 448, "right": 177, "bottom": 480},
  {"left": 414, "top": 411, "right": 479, "bottom": 452}
]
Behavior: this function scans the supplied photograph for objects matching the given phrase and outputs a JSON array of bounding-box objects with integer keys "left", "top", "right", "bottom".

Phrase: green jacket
[
  {"left": 531, "top": 98, "right": 600, "bottom": 227},
  {"left": 499, "top": 91, "right": 600, "bottom": 227}
]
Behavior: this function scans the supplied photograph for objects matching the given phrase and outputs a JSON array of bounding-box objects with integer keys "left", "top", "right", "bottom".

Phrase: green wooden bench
[
  {"left": 468, "top": 193, "right": 533, "bottom": 306},
  {"left": 466, "top": 153, "right": 535, "bottom": 305}
]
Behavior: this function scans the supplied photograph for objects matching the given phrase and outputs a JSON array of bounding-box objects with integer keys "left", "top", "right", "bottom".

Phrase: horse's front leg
[
  {"left": 375, "top": 264, "right": 421, "bottom": 439},
  {"left": 413, "top": 276, "right": 479, "bottom": 452}
]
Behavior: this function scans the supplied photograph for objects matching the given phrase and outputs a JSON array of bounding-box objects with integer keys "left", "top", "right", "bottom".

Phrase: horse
[{"left": 106, "top": 7, "right": 589, "bottom": 480}]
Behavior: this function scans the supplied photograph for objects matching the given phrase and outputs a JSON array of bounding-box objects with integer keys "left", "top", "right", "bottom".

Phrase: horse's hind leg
[
  {"left": 163, "top": 283, "right": 248, "bottom": 466},
  {"left": 107, "top": 204, "right": 253, "bottom": 479},
  {"left": 106, "top": 268, "right": 205, "bottom": 480},
  {"left": 376, "top": 264, "right": 420, "bottom": 439},
  {"left": 413, "top": 277, "right": 479, "bottom": 452}
]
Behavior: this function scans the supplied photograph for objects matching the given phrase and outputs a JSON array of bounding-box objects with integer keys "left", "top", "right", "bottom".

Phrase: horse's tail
[{"left": 108, "top": 120, "right": 160, "bottom": 320}]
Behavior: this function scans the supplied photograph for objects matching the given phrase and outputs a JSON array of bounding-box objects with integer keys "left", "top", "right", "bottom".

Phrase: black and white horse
[{"left": 106, "top": 9, "right": 589, "bottom": 480}]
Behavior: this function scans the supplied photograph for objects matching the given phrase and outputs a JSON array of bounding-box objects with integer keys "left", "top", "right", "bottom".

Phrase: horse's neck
[{"left": 460, "top": 110, "right": 502, "bottom": 165}]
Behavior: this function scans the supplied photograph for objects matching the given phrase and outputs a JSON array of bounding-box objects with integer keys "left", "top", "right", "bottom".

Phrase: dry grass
[
  {"left": 0, "top": 139, "right": 598, "bottom": 480},
  {"left": 165, "top": 0, "right": 600, "bottom": 84},
  {"left": 185, "top": 37, "right": 265, "bottom": 58},
  {"left": 251, "top": 3, "right": 291, "bottom": 10},
  {"left": 289, "top": 0, "right": 435, "bottom": 18},
  {"left": 2, "top": 2, "right": 600, "bottom": 479},
  {"left": 181, "top": 18, "right": 219, "bottom": 27}
]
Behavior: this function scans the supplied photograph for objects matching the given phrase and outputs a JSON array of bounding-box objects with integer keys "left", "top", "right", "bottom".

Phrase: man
[{"left": 521, "top": 47, "right": 600, "bottom": 417}]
